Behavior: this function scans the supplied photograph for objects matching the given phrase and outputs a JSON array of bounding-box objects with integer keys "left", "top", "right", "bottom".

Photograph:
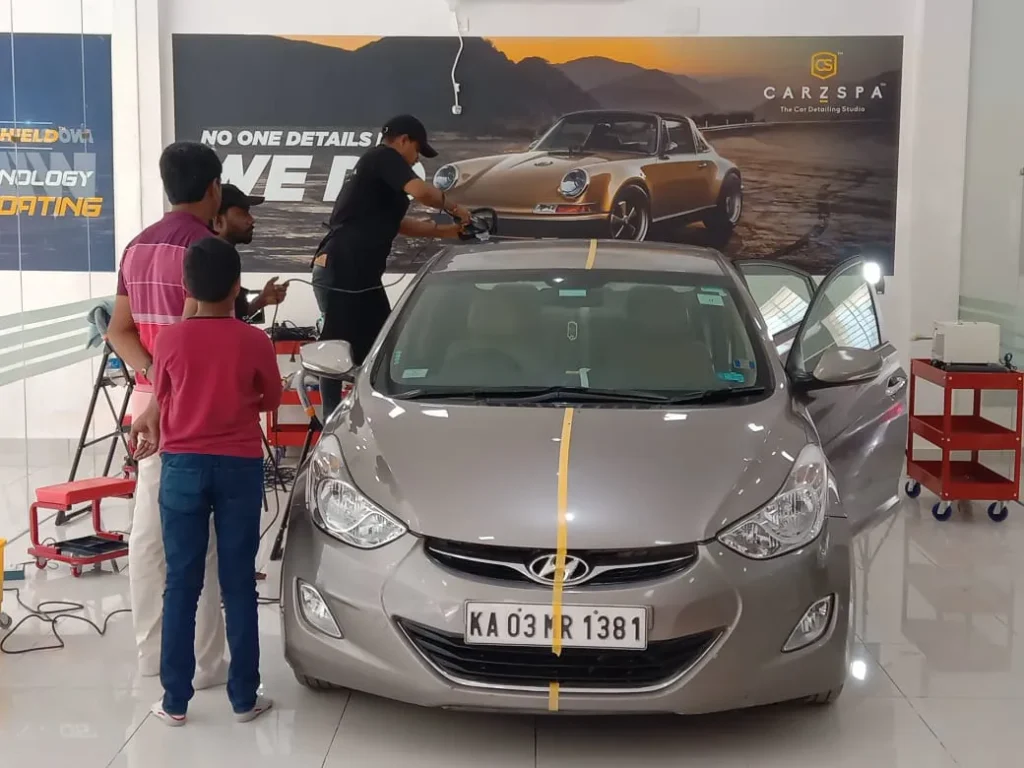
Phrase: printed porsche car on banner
[
  {"left": 172, "top": 34, "right": 903, "bottom": 274},
  {"left": 432, "top": 111, "right": 743, "bottom": 242}
]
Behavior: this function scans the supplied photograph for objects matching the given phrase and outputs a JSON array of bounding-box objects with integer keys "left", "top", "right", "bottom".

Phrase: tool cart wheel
[
  {"left": 904, "top": 480, "right": 922, "bottom": 498},
  {"left": 0, "top": 613, "right": 11, "bottom": 631},
  {"left": 71, "top": 566, "right": 82, "bottom": 578},
  {"left": 987, "top": 502, "right": 1010, "bottom": 522},
  {"left": 932, "top": 502, "right": 954, "bottom": 522},
  {"left": 35, "top": 557, "right": 48, "bottom": 569}
]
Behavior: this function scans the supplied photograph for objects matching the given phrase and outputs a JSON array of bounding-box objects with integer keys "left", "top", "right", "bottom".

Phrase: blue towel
[{"left": 85, "top": 299, "right": 115, "bottom": 349}]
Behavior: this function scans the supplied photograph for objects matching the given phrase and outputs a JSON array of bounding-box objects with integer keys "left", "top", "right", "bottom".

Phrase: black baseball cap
[
  {"left": 381, "top": 114, "right": 438, "bottom": 158},
  {"left": 219, "top": 183, "right": 265, "bottom": 214}
]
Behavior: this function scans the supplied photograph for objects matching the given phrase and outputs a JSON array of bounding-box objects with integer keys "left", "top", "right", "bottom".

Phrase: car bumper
[
  {"left": 486, "top": 213, "right": 607, "bottom": 240},
  {"left": 281, "top": 481, "right": 851, "bottom": 715}
]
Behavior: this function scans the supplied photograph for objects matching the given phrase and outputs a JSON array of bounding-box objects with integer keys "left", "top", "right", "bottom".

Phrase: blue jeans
[{"left": 159, "top": 453, "right": 264, "bottom": 715}]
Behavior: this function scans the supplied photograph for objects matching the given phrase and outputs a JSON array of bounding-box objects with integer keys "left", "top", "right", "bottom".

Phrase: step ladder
[{"left": 57, "top": 342, "right": 136, "bottom": 527}]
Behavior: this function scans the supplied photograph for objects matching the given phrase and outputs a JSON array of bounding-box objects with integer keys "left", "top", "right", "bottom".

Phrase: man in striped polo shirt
[{"left": 108, "top": 142, "right": 228, "bottom": 684}]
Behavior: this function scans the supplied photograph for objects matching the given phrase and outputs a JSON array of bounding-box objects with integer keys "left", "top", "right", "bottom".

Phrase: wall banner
[
  {"left": 0, "top": 33, "right": 115, "bottom": 272},
  {"left": 173, "top": 34, "right": 903, "bottom": 274}
]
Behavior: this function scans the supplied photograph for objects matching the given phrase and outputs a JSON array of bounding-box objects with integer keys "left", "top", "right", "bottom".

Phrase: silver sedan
[{"left": 279, "top": 240, "right": 908, "bottom": 714}]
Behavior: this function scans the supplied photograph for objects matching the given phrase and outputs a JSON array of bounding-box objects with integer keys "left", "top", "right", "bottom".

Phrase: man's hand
[
  {"left": 259, "top": 277, "right": 288, "bottom": 306},
  {"left": 449, "top": 204, "right": 472, "bottom": 225},
  {"left": 129, "top": 402, "right": 161, "bottom": 461},
  {"left": 435, "top": 222, "right": 465, "bottom": 239}
]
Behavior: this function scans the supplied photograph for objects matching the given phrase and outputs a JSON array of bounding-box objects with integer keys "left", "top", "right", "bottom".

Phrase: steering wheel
[{"left": 457, "top": 207, "right": 498, "bottom": 242}]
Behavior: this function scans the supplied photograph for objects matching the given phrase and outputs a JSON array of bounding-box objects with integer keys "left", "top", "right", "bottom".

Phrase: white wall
[
  {"left": 2, "top": 0, "right": 975, "bottom": 438},
  {"left": 158, "top": 0, "right": 972, "bottom": 367},
  {"left": 958, "top": 0, "right": 1024, "bottom": 357}
]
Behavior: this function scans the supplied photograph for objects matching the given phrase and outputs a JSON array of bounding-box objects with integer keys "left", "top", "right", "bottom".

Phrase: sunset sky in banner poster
[{"left": 281, "top": 35, "right": 902, "bottom": 79}]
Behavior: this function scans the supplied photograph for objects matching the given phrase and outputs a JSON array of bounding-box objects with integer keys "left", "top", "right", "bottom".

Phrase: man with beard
[{"left": 213, "top": 183, "right": 288, "bottom": 320}]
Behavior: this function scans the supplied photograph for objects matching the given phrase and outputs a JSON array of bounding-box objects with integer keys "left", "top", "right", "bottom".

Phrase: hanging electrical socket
[{"left": 446, "top": 0, "right": 470, "bottom": 32}]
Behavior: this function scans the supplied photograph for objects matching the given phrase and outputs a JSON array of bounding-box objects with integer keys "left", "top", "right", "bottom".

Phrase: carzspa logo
[
  {"left": 762, "top": 50, "right": 887, "bottom": 112},
  {"left": 811, "top": 51, "right": 839, "bottom": 80}
]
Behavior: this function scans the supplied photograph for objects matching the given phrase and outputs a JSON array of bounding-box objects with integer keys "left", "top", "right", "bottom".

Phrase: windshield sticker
[
  {"left": 733, "top": 359, "right": 756, "bottom": 370},
  {"left": 700, "top": 286, "right": 728, "bottom": 295},
  {"left": 392, "top": 350, "right": 402, "bottom": 365},
  {"left": 718, "top": 372, "right": 747, "bottom": 383},
  {"left": 401, "top": 368, "right": 429, "bottom": 379},
  {"left": 559, "top": 289, "right": 588, "bottom": 297},
  {"left": 567, "top": 367, "right": 591, "bottom": 387},
  {"left": 697, "top": 292, "right": 725, "bottom": 307}
]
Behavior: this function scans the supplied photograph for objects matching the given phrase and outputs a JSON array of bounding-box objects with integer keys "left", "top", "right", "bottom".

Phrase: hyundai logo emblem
[{"left": 526, "top": 554, "right": 592, "bottom": 586}]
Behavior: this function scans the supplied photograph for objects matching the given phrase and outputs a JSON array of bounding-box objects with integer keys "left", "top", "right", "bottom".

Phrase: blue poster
[{"left": 0, "top": 33, "right": 115, "bottom": 272}]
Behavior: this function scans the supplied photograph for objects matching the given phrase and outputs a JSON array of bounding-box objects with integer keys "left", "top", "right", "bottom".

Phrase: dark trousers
[
  {"left": 318, "top": 284, "right": 391, "bottom": 418},
  {"left": 311, "top": 264, "right": 330, "bottom": 316},
  {"left": 159, "top": 452, "right": 264, "bottom": 715}
]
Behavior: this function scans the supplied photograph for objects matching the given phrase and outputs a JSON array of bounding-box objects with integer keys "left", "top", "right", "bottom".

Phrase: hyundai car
[{"left": 280, "top": 240, "right": 907, "bottom": 714}]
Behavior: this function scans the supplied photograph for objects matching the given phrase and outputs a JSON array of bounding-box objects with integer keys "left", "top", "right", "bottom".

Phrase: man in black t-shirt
[
  {"left": 213, "top": 183, "right": 288, "bottom": 321},
  {"left": 314, "top": 114, "right": 470, "bottom": 416}
]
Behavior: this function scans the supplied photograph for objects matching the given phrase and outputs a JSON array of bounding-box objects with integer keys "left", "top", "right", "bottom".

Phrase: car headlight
[
  {"left": 433, "top": 164, "right": 459, "bottom": 191},
  {"left": 717, "top": 444, "right": 828, "bottom": 559},
  {"left": 558, "top": 168, "right": 589, "bottom": 199},
  {"left": 305, "top": 434, "right": 407, "bottom": 549}
]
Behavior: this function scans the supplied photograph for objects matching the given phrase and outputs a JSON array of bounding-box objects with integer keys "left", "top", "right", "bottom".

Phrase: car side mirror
[
  {"left": 801, "top": 346, "right": 884, "bottom": 389},
  {"left": 301, "top": 340, "right": 355, "bottom": 381}
]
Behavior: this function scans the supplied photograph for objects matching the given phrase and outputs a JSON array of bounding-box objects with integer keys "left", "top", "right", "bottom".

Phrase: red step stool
[{"left": 27, "top": 477, "right": 135, "bottom": 577}]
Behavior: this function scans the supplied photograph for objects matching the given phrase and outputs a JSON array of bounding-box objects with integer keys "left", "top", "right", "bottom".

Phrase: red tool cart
[
  {"left": 266, "top": 340, "right": 322, "bottom": 449},
  {"left": 904, "top": 359, "right": 1024, "bottom": 522}
]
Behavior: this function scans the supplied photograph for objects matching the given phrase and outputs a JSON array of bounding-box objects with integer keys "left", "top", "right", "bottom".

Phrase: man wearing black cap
[
  {"left": 314, "top": 114, "right": 470, "bottom": 417},
  {"left": 214, "top": 183, "right": 288, "bottom": 321}
]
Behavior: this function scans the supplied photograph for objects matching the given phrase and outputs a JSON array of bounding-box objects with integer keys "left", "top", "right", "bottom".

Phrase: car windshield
[
  {"left": 534, "top": 116, "right": 658, "bottom": 155},
  {"left": 372, "top": 269, "right": 771, "bottom": 403}
]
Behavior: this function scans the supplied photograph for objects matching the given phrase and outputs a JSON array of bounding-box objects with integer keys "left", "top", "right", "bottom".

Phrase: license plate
[{"left": 464, "top": 602, "right": 647, "bottom": 650}]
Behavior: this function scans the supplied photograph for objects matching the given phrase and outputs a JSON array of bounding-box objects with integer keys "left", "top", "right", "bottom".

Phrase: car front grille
[
  {"left": 424, "top": 539, "right": 699, "bottom": 588},
  {"left": 398, "top": 619, "right": 721, "bottom": 691}
]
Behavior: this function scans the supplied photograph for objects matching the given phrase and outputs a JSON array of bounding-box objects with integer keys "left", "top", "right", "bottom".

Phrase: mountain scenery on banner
[{"left": 174, "top": 35, "right": 903, "bottom": 274}]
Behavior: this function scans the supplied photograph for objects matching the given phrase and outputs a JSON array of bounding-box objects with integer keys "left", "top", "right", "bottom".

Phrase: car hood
[
  {"left": 331, "top": 386, "right": 815, "bottom": 549},
  {"left": 451, "top": 151, "right": 634, "bottom": 200}
]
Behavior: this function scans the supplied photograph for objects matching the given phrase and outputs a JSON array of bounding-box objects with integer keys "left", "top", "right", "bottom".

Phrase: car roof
[{"left": 430, "top": 240, "right": 729, "bottom": 276}]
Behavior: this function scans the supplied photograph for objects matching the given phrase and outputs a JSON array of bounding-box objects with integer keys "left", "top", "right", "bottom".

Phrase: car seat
[
  {"left": 602, "top": 286, "right": 718, "bottom": 391},
  {"left": 440, "top": 291, "right": 543, "bottom": 385}
]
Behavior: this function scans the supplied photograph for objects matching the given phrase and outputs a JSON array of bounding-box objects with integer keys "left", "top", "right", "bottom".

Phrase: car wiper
[
  {"left": 394, "top": 386, "right": 671, "bottom": 404},
  {"left": 664, "top": 386, "right": 768, "bottom": 405}
]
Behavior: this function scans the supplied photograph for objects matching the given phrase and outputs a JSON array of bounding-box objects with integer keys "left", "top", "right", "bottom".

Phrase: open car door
[
  {"left": 733, "top": 260, "right": 815, "bottom": 359},
  {"left": 783, "top": 257, "right": 908, "bottom": 525}
]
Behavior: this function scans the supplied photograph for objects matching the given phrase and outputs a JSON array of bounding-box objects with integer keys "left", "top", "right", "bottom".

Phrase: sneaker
[
  {"left": 234, "top": 695, "right": 274, "bottom": 723},
  {"left": 151, "top": 700, "right": 186, "bottom": 727},
  {"left": 194, "top": 661, "right": 229, "bottom": 691}
]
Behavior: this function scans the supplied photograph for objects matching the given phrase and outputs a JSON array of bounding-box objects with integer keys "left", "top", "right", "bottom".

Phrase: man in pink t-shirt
[{"left": 107, "top": 142, "right": 228, "bottom": 684}]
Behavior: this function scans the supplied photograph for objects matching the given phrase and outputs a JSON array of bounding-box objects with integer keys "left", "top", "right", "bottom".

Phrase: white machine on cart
[{"left": 931, "top": 321, "right": 1001, "bottom": 366}]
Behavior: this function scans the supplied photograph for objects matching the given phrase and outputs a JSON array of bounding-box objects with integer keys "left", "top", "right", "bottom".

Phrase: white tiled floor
[{"left": 1, "top": 449, "right": 1022, "bottom": 766}]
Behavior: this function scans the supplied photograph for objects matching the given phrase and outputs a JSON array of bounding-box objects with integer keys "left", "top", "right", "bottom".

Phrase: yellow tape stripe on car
[
  {"left": 548, "top": 681, "right": 561, "bottom": 712},
  {"left": 552, "top": 407, "right": 575, "bottom": 657},
  {"left": 585, "top": 239, "right": 598, "bottom": 270}
]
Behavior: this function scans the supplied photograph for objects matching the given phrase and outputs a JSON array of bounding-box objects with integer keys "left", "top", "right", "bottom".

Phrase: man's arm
[
  {"left": 107, "top": 295, "right": 152, "bottom": 375},
  {"left": 399, "top": 217, "right": 463, "bottom": 239},
  {"left": 372, "top": 147, "right": 470, "bottom": 224},
  {"left": 403, "top": 179, "right": 470, "bottom": 224}
]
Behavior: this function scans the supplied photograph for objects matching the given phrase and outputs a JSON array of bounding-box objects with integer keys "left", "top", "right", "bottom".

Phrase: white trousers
[{"left": 128, "top": 390, "right": 226, "bottom": 677}]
